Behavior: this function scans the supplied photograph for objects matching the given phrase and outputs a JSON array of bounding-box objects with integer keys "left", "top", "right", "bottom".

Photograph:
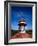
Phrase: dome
[
  {"left": 19, "top": 19, "right": 25, "bottom": 22},
  {"left": 18, "top": 19, "right": 27, "bottom": 26}
]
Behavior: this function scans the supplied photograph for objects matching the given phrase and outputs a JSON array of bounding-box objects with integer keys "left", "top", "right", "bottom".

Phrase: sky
[{"left": 10, "top": 6, "right": 32, "bottom": 30}]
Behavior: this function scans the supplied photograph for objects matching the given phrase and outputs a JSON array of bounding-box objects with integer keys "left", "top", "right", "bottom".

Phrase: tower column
[{"left": 18, "top": 19, "right": 27, "bottom": 33}]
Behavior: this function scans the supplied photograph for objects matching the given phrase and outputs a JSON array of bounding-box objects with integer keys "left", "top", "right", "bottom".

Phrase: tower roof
[
  {"left": 18, "top": 19, "right": 27, "bottom": 26},
  {"left": 19, "top": 19, "right": 25, "bottom": 22}
]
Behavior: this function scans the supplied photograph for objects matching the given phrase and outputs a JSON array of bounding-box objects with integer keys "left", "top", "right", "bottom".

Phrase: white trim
[
  {"left": 9, "top": 3, "right": 34, "bottom": 7},
  {"left": 20, "top": 22, "right": 26, "bottom": 24}
]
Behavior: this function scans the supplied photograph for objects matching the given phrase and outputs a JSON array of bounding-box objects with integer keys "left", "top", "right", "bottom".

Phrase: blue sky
[{"left": 10, "top": 6, "right": 32, "bottom": 30}]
